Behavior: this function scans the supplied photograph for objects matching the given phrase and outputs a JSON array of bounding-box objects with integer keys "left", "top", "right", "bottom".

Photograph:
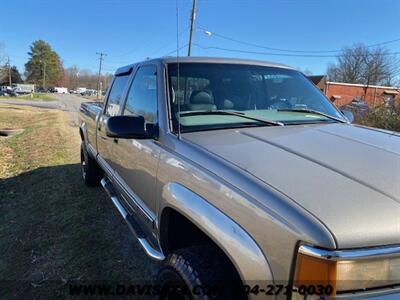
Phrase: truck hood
[{"left": 183, "top": 123, "right": 400, "bottom": 248}]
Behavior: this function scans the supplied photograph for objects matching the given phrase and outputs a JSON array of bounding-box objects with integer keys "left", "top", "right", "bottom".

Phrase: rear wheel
[
  {"left": 80, "top": 143, "right": 102, "bottom": 187},
  {"left": 157, "top": 246, "right": 245, "bottom": 300}
]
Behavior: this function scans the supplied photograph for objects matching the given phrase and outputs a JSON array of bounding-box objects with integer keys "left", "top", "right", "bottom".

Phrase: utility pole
[
  {"left": 7, "top": 57, "right": 11, "bottom": 87},
  {"left": 187, "top": 0, "right": 197, "bottom": 56},
  {"left": 96, "top": 52, "right": 107, "bottom": 100},
  {"left": 42, "top": 61, "right": 46, "bottom": 90}
]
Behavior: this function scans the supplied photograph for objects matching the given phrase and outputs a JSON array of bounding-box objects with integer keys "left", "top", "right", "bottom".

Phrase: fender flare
[{"left": 159, "top": 182, "right": 274, "bottom": 287}]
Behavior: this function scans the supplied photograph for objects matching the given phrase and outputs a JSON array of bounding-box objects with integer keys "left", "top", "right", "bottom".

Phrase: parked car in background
[
  {"left": 81, "top": 89, "right": 97, "bottom": 96},
  {"left": 0, "top": 90, "right": 17, "bottom": 97},
  {"left": 341, "top": 98, "right": 370, "bottom": 118},
  {"left": 77, "top": 87, "right": 87, "bottom": 94},
  {"left": 12, "top": 83, "right": 35, "bottom": 94},
  {"left": 35, "top": 87, "right": 48, "bottom": 93},
  {"left": 0, "top": 86, "right": 17, "bottom": 97},
  {"left": 79, "top": 57, "right": 400, "bottom": 300},
  {"left": 54, "top": 87, "right": 69, "bottom": 94}
]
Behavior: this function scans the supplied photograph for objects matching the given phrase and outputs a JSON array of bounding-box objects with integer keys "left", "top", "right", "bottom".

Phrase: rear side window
[
  {"left": 104, "top": 74, "right": 130, "bottom": 116},
  {"left": 123, "top": 66, "right": 157, "bottom": 123}
]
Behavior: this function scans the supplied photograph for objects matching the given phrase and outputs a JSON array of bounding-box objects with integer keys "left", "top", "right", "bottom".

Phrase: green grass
[
  {"left": 0, "top": 93, "right": 57, "bottom": 102},
  {"left": 17, "top": 93, "right": 57, "bottom": 101},
  {"left": 0, "top": 105, "right": 158, "bottom": 298}
]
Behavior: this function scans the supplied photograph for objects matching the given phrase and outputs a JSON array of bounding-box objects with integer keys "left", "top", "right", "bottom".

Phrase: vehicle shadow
[{"left": 0, "top": 163, "right": 159, "bottom": 298}]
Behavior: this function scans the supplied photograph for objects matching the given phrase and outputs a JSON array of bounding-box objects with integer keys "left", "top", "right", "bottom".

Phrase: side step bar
[{"left": 101, "top": 178, "right": 165, "bottom": 261}]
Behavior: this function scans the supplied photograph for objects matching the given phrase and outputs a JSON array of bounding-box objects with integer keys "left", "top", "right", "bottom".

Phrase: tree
[
  {"left": 0, "top": 43, "right": 6, "bottom": 82},
  {"left": 25, "top": 40, "right": 65, "bottom": 88},
  {"left": 327, "top": 44, "right": 399, "bottom": 87},
  {"left": 0, "top": 65, "right": 22, "bottom": 86},
  {"left": 64, "top": 66, "right": 113, "bottom": 91},
  {"left": 64, "top": 66, "right": 79, "bottom": 90}
]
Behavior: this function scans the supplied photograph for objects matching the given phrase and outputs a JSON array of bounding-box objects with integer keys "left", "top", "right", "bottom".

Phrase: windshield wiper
[
  {"left": 179, "top": 110, "right": 284, "bottom": 126},
  {"left": 277, "top": 108, "right": 347, "bottom": 123}
]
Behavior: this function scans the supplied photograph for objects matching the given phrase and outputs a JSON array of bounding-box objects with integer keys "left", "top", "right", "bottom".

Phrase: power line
[
  {"left": 148, "top": 29, "right": 189, "bottom": 57},
  {"left": 109, "top": 29, "right": 188, "bottom": 59},
  {"left": 197, "top": 26, "right": 400, "bottom": 54},
  {"left": 162, "top": 44, "right": 188, "bottom": 57},
  {"left": 193, "top": 43, "right": 400, "bottom": 58}
]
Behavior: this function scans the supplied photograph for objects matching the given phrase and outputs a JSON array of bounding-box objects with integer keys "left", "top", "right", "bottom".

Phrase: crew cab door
[
  {"left": 96, "top": 71, "right": 131, "bottom": 176},
  {"left": 111, "top": 65, "right": 160, "bottom": 232}
]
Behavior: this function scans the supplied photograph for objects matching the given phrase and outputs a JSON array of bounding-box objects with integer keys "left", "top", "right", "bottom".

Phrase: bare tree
[
  {"left": 327, "top": 44, "right": 400, "bottom": 87},
  {"left": 65, "top": 66, "right": 80, "bottom": 90},
  {"left": 0, "top": 43, "right": 6, "bottom": 82},
  {"left": 64, "top": 66, "right": 113, "bottom": 91}
]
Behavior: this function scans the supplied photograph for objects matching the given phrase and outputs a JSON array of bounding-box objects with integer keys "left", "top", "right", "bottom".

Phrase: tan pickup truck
[{"left": 79, "top": 57, "right": 400, "bottom": 299}]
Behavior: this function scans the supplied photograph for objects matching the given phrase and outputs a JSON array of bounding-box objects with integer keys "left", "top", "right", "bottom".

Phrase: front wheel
[
  {"left": 80, "top": 143, "right": 102, "bottom": 187},
  {"left": 157, "top": 246, "right": 245, "bottom": 300}
]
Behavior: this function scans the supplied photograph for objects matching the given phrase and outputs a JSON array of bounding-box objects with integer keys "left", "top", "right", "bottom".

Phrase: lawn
[
  {"left": 0, "top": 104, "right": 158, "bottom": 298},
  {"left": 0, "top": 93, "right": 57, "bottom": 102}
]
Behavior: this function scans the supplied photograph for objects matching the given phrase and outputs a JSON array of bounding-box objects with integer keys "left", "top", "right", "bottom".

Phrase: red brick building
[
  {"left": 308, "top": 76, "right": 400, "bottom": 108},
  {"left": 325, "top": 82, "right": 399, "bottom": 108}
]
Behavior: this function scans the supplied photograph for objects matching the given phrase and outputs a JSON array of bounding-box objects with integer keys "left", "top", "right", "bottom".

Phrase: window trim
[
  {"left": 120, "top": 64, "right": 159, "bottom": 124},
  {"left": 103, "top": 68, "right": 134, "bottom": 116}
]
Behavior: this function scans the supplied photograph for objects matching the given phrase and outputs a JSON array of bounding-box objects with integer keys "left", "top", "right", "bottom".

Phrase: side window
[
  {"left": 124, "top": 66, "right": 157, "bottom": 123},
  {"left": 104, "top": 74, "right": 130, "bottom": 116}
]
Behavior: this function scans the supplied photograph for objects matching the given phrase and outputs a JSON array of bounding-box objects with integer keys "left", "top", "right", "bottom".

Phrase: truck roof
[{"left": 115, "top": 56, "right": 294, "bottom": 75}]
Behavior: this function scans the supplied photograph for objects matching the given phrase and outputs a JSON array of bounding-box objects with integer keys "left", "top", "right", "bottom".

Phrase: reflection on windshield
[{"left": 168, "top": 63, "right": 345, "bottom": 131}]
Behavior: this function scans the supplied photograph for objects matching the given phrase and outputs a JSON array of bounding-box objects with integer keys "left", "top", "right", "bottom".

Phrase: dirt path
[
  {"left": 0, "top": 93, "right": 92, "bottom": 127},
  {"left": 54, "top": 93, "right": 90, "bottom": 127}
]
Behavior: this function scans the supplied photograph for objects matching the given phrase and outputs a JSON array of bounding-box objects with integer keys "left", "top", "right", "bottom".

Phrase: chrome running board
[{"left": 101, "top": 178, "right": 165, "bottom": 261}]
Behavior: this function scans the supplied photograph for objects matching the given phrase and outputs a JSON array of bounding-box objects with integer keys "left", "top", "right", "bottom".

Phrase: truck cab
[{"left": 79, "top": 57, "right": 400, "bottom": 300}]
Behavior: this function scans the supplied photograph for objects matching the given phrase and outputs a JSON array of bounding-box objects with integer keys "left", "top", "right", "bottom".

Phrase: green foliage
[
  {"left": 0, "top": 65, "right": 22, "bottom": 85},
  {"left": 356, "top": 105, "right": 400, "bottom": 132},
  {"left": 25, "top": 40, "right": 65, "bottom": 87}
]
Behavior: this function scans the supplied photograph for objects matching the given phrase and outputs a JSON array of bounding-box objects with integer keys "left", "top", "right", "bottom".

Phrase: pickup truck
[{"left": 79, "top": 57, "right": 400, "bottom": 300}]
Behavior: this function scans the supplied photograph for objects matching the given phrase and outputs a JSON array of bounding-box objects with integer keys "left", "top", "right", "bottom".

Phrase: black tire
[
  {"left": 80, "top": 143, "right": 102, "bottom": 187},
  {"left": 157, "top": 246, "right": 246, "bottom": 300}
]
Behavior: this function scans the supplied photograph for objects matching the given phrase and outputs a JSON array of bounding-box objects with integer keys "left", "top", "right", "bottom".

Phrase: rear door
[
  {"left": 111, "top": 65, "right": 160, "bottom": 233},
  {"left": 97, "top": 71, "right": 131, "bottom": 176}
]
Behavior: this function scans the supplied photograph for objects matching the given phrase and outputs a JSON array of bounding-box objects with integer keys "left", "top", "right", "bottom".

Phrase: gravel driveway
[{"left": 0, "top": 93, "right": 97, "bottom": 127}]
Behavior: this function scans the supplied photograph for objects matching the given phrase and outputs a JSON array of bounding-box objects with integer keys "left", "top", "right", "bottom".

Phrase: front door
[{"left": 111, "top": 65, "right": 160, "bottom": 233}]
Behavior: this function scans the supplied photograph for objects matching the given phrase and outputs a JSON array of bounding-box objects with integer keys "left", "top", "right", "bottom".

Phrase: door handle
[{"left": 98, "top": 126, "right": 101, "bottom": 131}]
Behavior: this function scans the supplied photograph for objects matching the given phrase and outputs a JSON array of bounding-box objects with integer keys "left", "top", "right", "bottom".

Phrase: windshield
[{"left": 167, "top": 63, "right": 345, "bottom": 132}]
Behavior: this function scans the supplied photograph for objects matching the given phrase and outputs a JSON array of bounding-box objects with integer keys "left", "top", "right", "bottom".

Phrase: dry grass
[
  {"left": 0, "top": 104, "right": 158, "bottom": 298},
  {"left": 0, "top": 105, "right": 76, "bottom": 177}
]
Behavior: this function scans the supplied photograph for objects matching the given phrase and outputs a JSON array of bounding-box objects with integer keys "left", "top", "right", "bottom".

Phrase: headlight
[{"left": 294, "top": 245, "right": 400, "bottom": 296}]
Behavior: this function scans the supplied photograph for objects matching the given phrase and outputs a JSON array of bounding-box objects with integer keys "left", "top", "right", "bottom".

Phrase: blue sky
[{"left": 1, "top": 0, "right": 400, "bottom": 75}]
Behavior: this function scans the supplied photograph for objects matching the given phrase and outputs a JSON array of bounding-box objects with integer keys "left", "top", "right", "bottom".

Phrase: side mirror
[
  {"left": 105, "top": 115, "right": 154, "bottom": 139},
  {"left": 341, "top": 110, "right": 354, "bottom": 123}
]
